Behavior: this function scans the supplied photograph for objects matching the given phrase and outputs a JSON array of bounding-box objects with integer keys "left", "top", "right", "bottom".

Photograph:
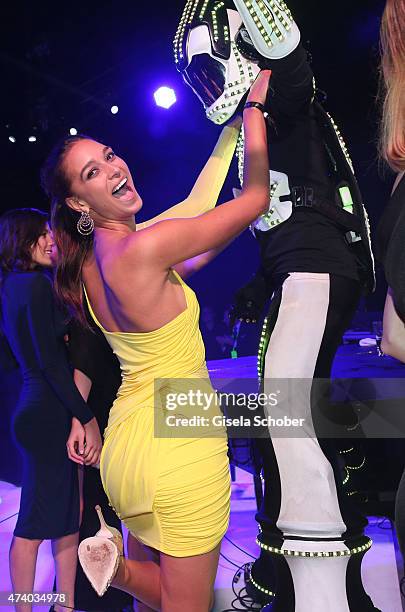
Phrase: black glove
[{"left": 229, "top": 269, "right": 272, "bottom": 327}]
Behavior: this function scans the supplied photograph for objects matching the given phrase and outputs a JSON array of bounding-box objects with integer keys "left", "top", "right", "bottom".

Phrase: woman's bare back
[{"left": 82, "top": 230, "right": 188, "bottom": 334}]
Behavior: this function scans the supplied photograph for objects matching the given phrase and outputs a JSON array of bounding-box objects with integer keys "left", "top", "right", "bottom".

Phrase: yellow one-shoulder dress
[{"left": 84, "top": 125, "right": 239, "bottom": 557}]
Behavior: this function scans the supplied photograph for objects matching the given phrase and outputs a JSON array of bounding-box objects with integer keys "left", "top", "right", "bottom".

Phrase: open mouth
[{"left": 112, "top": 176, "right": 134, "bottom": 200}]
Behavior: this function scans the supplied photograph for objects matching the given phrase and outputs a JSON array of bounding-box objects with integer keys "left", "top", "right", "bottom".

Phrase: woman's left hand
[{"left": 67, "top": 417, "right": 86, "bottom": 464}]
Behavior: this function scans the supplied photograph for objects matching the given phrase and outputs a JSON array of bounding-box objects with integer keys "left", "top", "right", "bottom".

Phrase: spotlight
[
  {"left": 110, "top": 105, "right": 119, "bottom": 114},
  {"left": 28, "top": 136, "right": 37, "bottom": 142},
  {"left": 154, "top": 87, "right": 177, "bottom": 109},
  {"left": 8, "top": 136, "right": 16, "bottom": 143},
  {"left": 70, "top": 127, "right": 78, "bottom": 136}
]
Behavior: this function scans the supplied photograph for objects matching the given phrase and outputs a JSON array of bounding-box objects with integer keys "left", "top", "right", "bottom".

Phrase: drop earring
[{"left": 77, "top": 211, "right": 94, "bottom": 236}]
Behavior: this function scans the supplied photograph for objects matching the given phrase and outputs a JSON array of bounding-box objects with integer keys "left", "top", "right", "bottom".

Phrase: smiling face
[
  {"left": 31, "top": 223, "right": 54, "bottom": 267},
  {"left": 62, "top": 139, "right": 142, "bottom": 225}
]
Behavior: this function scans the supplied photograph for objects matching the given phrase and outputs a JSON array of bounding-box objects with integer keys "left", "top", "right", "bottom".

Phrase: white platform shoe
[{"left": 78, "top": 505, "right": 123, "bottom": 596}]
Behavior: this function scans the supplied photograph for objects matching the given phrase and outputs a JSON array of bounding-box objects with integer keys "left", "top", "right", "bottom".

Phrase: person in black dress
[
  {"left": 0, "top": 208, "right": 101, "bottom": 612},
  {"left": 67, "top": 312, "right": 133, "bottom": 612},
  {"left": 375, "top": 0, "right": 405, "bottom": 559}
]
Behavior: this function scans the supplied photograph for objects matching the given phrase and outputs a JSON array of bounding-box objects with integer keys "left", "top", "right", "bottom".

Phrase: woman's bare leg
[
  {"left": 112, "top": 557, "right": 161, "bottom": 611},
  {"left": 78, "top": 465, "right": 84, "bottom": 526},
  {"left": 9, "top": 536, "right": 42, "bottom": 612},
  {"left": 160, "top": 544, "right": 220, "bottom": 612},
  {"left": 127, "top": 534, "right": 160, "bottom": 612},
  {"left": 51, "top": 532, "right": 80, "bottom": 612},
  {"left": 112, "top": 542, "right": 220, "bottom": 611}
]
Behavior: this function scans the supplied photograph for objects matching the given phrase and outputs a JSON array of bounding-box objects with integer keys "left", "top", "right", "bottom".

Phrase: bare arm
[
  {"left": 133, "top": 72, "right": 271, "bottom": 271},
  {"left": 173, "top": 236, "right": 237, "bottom": 279},
  {"left": 74, "top": 369, "right": 93, "bottom": 402},
  {"left": 381, "top": 288, "right": 405, "bottom": 363},
  {"left": 72, "top": 369, "right": 101, "bottom": 466},
  {"left": 137, "top": 121, "right": 240, "bottom": 230},
  {"left": 67, "top": 370, "right": 96, "bottom": 466}
]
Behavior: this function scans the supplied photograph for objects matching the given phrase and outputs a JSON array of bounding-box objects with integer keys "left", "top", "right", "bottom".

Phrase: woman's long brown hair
[
  {"left": 41, "top": 135, "right": 93, "bottom": 326},
  {"left": 0, "top": 207, "right": 49, "bottom": 318}
]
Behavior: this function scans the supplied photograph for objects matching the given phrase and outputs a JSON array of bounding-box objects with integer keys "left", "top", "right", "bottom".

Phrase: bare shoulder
[
  {"left": 97, "top": 226, "right": 168, "bottom": 290},
  {"left": 119, "top": 221, "right": 171, "bottom": 267},
  {"left": 95, "top": 228, "right": 154, "bottom": 273}
]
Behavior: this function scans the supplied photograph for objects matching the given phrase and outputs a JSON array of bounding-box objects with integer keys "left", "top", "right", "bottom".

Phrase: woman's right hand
[
  {"left": 83, "top": 417, "right": 102, "bottom": 466},
  {"left": 246, "top": 69, "right": 272, "bottom": 106}
]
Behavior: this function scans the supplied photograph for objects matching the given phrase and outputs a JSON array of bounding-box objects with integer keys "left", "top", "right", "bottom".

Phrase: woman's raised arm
[
  {"left": 137, "top": 120, "right": 241, "bottom": 230},
  {"left": 131, "top": 71, "right": 271, "bottom": 270}
]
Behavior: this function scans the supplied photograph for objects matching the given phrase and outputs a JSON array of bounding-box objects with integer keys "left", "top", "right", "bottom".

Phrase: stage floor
[{"left": 0, "top": 470, "right": 403, "bottom": 612}]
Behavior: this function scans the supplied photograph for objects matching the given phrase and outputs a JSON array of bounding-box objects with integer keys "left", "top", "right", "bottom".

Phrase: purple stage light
[{"left": 154, "top": 87, "right": 177, "bottom": 109}]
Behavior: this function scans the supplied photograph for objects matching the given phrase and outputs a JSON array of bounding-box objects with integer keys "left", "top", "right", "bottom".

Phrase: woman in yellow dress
[{"left": 42, "top": 71, "right": 271, "bottom": 611}]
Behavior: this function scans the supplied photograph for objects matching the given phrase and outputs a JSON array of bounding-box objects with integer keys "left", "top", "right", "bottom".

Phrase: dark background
[{"left": 0, "top": 0, "right": 393, "bottom": 313}]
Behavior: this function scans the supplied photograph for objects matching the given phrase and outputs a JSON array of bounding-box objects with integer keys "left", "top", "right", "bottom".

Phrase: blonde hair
[{"left": 379, "top": 0, "right": 405, "bottom": 172}]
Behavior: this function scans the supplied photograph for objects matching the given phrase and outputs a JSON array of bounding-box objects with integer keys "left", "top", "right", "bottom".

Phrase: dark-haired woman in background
[
  {"left": 0, "top": 208, "right": 101, "bottom": 612},
  {"left": 376, "top": 0, "right": 405, "bottom": 556}
]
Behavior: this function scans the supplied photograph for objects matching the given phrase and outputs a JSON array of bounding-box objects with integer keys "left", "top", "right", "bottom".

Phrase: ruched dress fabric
[
  {"left": 84, "top": 272, "right": 230, "bottom": 556},
  {"left": 83, "top": 124, "right": 239, "bottom": 556}
]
